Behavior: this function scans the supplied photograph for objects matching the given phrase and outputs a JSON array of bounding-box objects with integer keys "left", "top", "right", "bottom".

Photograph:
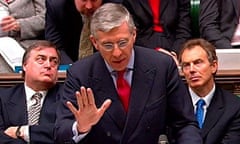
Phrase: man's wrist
[{"left": 15, "top": 126, "right": 22, "bottom": 139}]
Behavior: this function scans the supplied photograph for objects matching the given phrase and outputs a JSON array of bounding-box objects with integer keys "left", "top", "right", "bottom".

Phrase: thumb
[{"left": 98, "top": 99, "right": 112, "bottom": 116}]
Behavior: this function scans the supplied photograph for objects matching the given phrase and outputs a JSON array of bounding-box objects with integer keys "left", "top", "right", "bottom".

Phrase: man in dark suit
[
  {"left": 45, "top": 0, "right": 121, "bottom": 64},
  {"left": 200, "top": 0, "right": 240, "bottom": 49},
  {"left": 179, "top": 38, "right": 240, "bottom": 144},
  {"left": 55, "top": 3, "right": 202, "bottom": 144},
  {"left": 122, "top": 0, "right": 191, "bottom": 53},
  {"left": 0, "top": 41, "right": 62, "bottom": 143}
]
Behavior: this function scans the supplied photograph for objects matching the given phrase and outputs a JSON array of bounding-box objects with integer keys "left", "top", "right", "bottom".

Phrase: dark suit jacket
[
  {"left": 200, "top": 0, "right": 240, "bottom": 49},
  {"left": 0, "top": 84, "right": 62, "bottom": 144},
  {"left": 55, "top": 46, "right": 202, "bottom": 144},
  {"left": 122, "top": 0, "right": 191, "bottom": 53},
  {"left": 45, "top": 0, "right": 122, "bottom": 64},
  {"left": 201, "top": 86, "right": 240, "bottom": 144}
]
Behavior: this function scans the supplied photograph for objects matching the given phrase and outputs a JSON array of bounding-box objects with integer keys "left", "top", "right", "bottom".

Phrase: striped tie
[{"left": 28, "top": 93, "right": 42, "bottom": 125}]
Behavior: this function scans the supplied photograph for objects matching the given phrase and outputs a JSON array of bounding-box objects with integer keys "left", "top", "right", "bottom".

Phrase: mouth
[
  {"left": 113, "top": 58, "right": 125, "bottom": 64},
  {"left": 189, "top": 76, "right": 200, "bottom": 81}
]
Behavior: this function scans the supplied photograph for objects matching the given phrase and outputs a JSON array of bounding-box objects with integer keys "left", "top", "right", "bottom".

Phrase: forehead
[
  {"left": 181, "top": 46, "right": 208, "bottom": 62},
  {"left": 75, "top": 0, "right": 102, "bottom": 4},
  {"left": 95, "top": 22, "right": 131, "bottom": 41},
  {"left": 30, "top": 47, "right": 57, "bottom": 56}
]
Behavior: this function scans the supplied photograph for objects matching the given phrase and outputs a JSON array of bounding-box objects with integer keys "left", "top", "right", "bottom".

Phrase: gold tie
[{"left": 78, "top": 17, "right": 93, "bottom": 59}]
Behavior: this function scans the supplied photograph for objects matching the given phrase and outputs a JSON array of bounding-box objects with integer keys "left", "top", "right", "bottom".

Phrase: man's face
[
  {"left": 91, "top": 22, "right": 136, "bottom": 71},
  {"left": 23, "top": 47, "right": 59, "bottom": 89},
  {"left": 74, "top": 0, "right": 102, "bottom": 17},
  {"left": 181, "top": 46, "right": 217, "bottom": 91}
]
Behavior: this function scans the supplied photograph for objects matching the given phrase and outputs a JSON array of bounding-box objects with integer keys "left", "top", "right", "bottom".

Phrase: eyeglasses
[{"left": 96, "top": 34, "right": 133, "bottom": 52}]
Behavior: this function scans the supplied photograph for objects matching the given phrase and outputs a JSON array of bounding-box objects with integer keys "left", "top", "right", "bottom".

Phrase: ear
[
  {"left": 211, "top": 60, "right": 218, "bottom": 74},
  {"left": 90, "top": 35, "right": 99, "bottom": 50},
  {"left": 22, "top": 63, "right": 27, "bottom": 72},
  {"left": 132, "top": 28, "right": 136, "bottom": 42}
]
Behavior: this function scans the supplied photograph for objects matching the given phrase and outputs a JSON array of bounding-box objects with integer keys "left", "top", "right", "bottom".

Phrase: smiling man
[
  {"left": 179, "top": 38, "right": 240, "bottom": 144},
  {"left": 0, "top": 41, "right": 62, "bottom": 144}
]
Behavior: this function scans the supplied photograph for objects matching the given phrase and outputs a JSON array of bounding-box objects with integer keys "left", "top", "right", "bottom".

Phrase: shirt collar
[
  {"left": 24, "top": 83, "right": 47, "bottom": 101},
  {"left": 189, "top": 84, "right": 215, "bottom": 108}
]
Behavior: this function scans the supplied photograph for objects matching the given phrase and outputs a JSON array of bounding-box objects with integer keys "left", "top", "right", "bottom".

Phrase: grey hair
[{"left": 90, "top": 3, "right": 135, "bottom": 38}]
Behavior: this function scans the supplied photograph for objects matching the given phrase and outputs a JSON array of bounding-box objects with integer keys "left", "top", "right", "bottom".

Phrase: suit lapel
[
  {"left": 202, "top": 88, "right": 224, "bottom": 137},
  {"left": 121, "top": 49, "right": 156, "bottom": 142},
  {"left": 160, "top": 0, "right": 168, "bottom": 16},
  {"left": 39, "top": 85, "right": 60, "bottom": 123},
  {"left": 90, "top": 57, "right": 127, "bottom": 131},
  {"left": 139, "top": 0, "right": 152, "bottom": 16},
  {"left": 5, "top": 85, "right": 28, "bottom": 125}
]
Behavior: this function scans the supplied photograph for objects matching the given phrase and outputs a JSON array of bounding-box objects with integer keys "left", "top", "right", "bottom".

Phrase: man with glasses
[
  {"left": 0, "top": 41, "right": 62, "bottom": 144},
  {"left": 55, "top": 3, "right": 202, "bottom": 144}
]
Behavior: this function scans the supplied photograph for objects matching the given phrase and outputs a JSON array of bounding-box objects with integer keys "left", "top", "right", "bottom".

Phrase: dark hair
[
  {"left": 21, "top": 40, "right": 61, "bottom": 77},
  {"left": 179, "top": 38, "right": 218, "bottom": 64}
]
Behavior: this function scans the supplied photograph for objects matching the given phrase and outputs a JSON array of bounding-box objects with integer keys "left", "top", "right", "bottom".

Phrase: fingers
[
  {"left": 1, "top": 16, "right": 19, "bottom": 31},
  {"left": 76, "top": 91, "right": 84, "bottom": 109},
  {"left": 69, "top": 86, "right": 111, "bottom": 114},
  {"left": 98, "top": 99, "right": 112, "bottom": 116},
  {"left": 66, "top": 101, "right": 78, "bottom": 116},
  {"left": 87, "top": 88, "right": 95, "bottom": 105},
  {"left": 80, "top": 86, "right": 89, "bottom": 107}
]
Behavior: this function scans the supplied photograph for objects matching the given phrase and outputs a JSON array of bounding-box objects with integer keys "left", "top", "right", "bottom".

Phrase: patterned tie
[
  {"left": 117, "top": 70, "right": 131, "bottom": 112},
  {"left": 28, "top": 93, "right": 42, "bottom": 125},
  {"left": 195, "top": 99, "right": 205, "bottom": 128},
  {"left": 78, "top": 16, "right": 93, "bottom": 59}
]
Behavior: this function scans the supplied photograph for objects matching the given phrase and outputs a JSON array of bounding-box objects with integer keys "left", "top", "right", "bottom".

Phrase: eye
[
  {"left": 193, "top": 59, "right": 204, "bottom": 66},
  {"left": 182, "top": 63, "right": 190, "bottom": 69},
  {"left": 50, "top": 57, "right": 59, "bottom": 66},
  {"left": 118, "top": 40, "right": 128, "bottom": 48},
  {"left": 102, "top": 43, "right": 113, "bottom": 50},
  {"left": 36, "top": 56, "right": 46, "bottom": 64}
]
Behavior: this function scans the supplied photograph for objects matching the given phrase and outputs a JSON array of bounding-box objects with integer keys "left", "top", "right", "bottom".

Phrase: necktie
[
  {"left": 117, "top": 70, "right": 131, "bottom": 112},
  {"left": 148, "top": 0, "right": 163, "bottom": 32},
  {"left": 195, "top": 99, "right": 205, "bottom": 128},
  {"left": 78, "top": 16, "right": 93, "bottom": 59},
  {"left": 28, "top": 93, "right": 42, "bottom": 125}
]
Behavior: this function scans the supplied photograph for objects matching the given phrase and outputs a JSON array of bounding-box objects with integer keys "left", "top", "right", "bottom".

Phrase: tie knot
[
  {"left": 117, "top": 70, "right": 125, "bottom": 78},
  {"left": 196, "top": 99, "right": 205, "bottom": 107},
  {"left": 31, "top": 93, "right": 42, "bottom": 105}
]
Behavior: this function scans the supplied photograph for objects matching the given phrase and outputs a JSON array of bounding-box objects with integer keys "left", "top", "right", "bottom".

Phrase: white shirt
[
  {"left": 22, "top": 83, "right": 47, "bottom": 142},
  {"left": 189, "top": 84, "right": 215, "bottom": 122}
]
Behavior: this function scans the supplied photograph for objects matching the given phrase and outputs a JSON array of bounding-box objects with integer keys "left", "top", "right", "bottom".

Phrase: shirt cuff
[
  {"left": 72, "top": 121, "right": 89, "bottom": 143},
  {"left": 23, "top": 125, "right": 30, "bottom": 142}
]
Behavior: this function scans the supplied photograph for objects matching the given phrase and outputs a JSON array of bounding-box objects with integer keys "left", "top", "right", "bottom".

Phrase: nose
[
  {"left": 85, "top": 1, "right": 93, "bottom": 9},
  {"left": 112, "top": 46, "right": 122, "bottom": 57},
  {"left": 189, "top": 63, "right": 196, "bottom": 72},
  {"left": 44, "top": 59, "right": 52, "bottom": 68}
]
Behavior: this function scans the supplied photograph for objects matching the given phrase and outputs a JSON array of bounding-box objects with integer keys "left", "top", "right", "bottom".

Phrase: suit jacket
[
  {"left": 55, "top": 46, "right": 202, "bottom": 144},
  {"left": 200, "top": 0, "right": 240, "bottom": 49},
  {"left": 122, "top": 0, "right": 191, "bottom": 53},
  {"left": 201, "top": 86, "right": 240, "bottom": 144},
  {"left": 45, "top": 0, "right": 122, "bottom": 64},
  {"left": 0, "top": 83, "right": 62, "bottom": 144},
  {"left": 4, "top": 0, "right": 45, "bottom": 48}
]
